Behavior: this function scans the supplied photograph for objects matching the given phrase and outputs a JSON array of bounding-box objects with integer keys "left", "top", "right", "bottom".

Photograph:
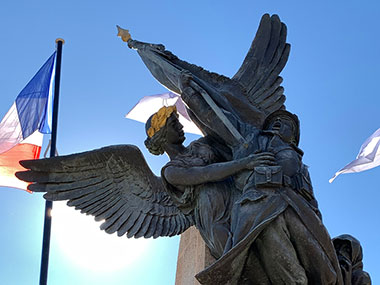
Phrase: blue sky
[{"left": 0, "top": 1, "right": 379, "bottom": 284}]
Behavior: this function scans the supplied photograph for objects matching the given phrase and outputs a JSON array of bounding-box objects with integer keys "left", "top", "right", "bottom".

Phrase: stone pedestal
[{"left": 175, "top": 227, "right": 215, "bottom": 285}]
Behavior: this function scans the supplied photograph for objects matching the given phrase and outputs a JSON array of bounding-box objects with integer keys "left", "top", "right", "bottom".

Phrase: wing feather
[
  {"left": 118, "top": 210, "right": 140, "bottom": 237},
  {"left": 134, "top": 215, "right": 153, "bottom": 238},
  {"left": 104, "top": 207, "right": 131, "bottom": 234},
  {"left": 161, "top": 217, "right": 171, "bottom": 237},
  {"left": 252, "top": 77, "right": 283, "bottom": 104},
  {"left": 153, "top": 216, "right": 165, "bottom": 239},
  {"left": 85, "top": 195, "right": 120, "bottom": 216},
  {"left": 75, "top": 192, "right": 115, "bottom": 212},
  {"left": 93, "top": 199, "right": 125, "bottom": 219},
  {"left": 174, "top": 215, "right": 184, "bottom": 236},
  {"left": 101, "top": 207, "right": 132, "bottom": 232},
  {"left": 266, "top": 96, "right": 286, "bottom": 113},
  {"left": 127, "top": 214, "right": 148, "bottom": 238},
  {"left": 38, "top": 177, "right": 111, "bottom": 198},
  {"left": 145, "top": 215, "right": 159, "bottom": 238},
  {"left": 68, "top": 184, "right": 113, "bottom": 207},
  {"left": 260, "top": 87, "right": 285, "bottom": 109},
  {"left": 168, "top": 216, "right": 178, "bottom": 237}
]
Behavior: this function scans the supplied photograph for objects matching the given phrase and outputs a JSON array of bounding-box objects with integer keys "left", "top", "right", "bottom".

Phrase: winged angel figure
[{"left": 17, "top": 14, "right": 371, "bottom": 285}]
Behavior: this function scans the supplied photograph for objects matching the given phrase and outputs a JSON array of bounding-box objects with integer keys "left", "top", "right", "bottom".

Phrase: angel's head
[
  {"left": 263, "top": 110, "right": 300, "bottom": 146},
  {"left": 144, "top": 106, "right": 185, "bottom": 155}
]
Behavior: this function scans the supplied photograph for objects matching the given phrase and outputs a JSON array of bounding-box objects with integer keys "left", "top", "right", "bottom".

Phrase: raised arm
[{"left": 179, "top": 71, "right": 243, "bottom": 147}]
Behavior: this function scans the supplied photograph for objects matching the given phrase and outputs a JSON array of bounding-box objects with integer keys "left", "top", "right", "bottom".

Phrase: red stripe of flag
[{"left": 0, "top": 143, "right": 41, "bottom": 192}]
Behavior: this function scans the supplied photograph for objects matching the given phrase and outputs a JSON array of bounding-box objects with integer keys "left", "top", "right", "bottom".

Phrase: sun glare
[{"left": 51, "top": 201, "right": 153, "bottom": 272}]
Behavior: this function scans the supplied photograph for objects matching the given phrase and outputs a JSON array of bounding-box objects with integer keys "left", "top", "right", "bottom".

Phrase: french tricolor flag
[{"left": 0, "top": 53, "right": 56, "bottom": 191}]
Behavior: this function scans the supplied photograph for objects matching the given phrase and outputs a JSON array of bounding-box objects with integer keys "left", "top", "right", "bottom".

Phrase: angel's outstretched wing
[
  {"left": 16, "top": 145, "right": 193, "bottom": 238},
  {"left": 232, "top": 14, "right": 290, "bottom": 115}
]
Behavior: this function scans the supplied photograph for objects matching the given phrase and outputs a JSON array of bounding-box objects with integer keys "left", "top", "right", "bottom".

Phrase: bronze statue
[{"left": 16, "top": 14, "right": 371, "bottom": 284}]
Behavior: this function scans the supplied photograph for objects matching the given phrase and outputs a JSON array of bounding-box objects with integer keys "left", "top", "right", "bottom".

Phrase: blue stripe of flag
[{"left": 15, "top": 52, "right": 56, "bottom": 138}]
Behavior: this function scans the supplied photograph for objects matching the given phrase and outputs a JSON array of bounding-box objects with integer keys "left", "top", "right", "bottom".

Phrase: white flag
[
  {"left": 126, "top": 92, "right": 203, "bottom": 136},
  {"left": 329, "top": 128, "right": 380, "bottom": 183}
]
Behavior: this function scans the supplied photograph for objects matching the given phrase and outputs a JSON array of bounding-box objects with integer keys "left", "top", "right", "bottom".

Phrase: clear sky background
[{"left": 0, "top": 1, "right": 379, "bottom": 284}]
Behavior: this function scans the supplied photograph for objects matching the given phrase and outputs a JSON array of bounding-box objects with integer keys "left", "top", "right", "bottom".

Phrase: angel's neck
[{"left": 164, "top": 144, "right": 187, "bottom": 160}]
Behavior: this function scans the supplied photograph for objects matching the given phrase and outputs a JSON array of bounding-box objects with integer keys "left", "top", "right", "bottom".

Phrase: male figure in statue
[{"left": 177, "top": 74, "right": 342, "bottom": 284}]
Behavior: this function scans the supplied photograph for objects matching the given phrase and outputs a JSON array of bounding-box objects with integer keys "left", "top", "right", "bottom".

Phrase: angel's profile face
[
  {"left": 165, "top": 113, "right": 185, "bottom": 144},
  {"left": 267, "top": 115, "right": 295, "bottom": 144}
]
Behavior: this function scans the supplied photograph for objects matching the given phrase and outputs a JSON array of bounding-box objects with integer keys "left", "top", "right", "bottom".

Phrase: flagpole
[{"left": 40, "top": 38, "right": 64, "bottom": 285}]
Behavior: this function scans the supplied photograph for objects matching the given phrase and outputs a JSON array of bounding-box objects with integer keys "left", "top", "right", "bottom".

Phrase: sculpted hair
[
  {"left": 144, "top": 106, "right": 180, "bottom": 155},
  {"left": 144, "top": 127, "right": 167, "bottom": 155}
]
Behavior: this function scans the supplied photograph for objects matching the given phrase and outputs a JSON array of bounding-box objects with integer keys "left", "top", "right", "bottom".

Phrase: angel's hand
[
  {"left": 179, "top": 71, "right": 199, "bottom": 103},
  {"left": 179, "top": 70, "right": 193, "bottom": 92},
  {"left": 245, "top": 152, "right": 276, "bottom": 169},
  {"left": 181, "top": 85, "right": 198, "bottom": 104}
]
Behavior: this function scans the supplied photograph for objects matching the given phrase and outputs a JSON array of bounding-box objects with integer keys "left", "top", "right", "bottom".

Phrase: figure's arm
[
  {"left": 184, "top": 87, "right": 239, "bottom": 147},
  {"left": 164, "top": 153, "right": 275, "bottom": 186},
  {"left": 179, "top": 72, "right": 241, "bottom": 147}
]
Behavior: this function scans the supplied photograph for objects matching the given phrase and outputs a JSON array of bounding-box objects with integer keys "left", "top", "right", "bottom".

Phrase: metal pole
[{"left": 39, "top": 38, "right": 64, "bottom": 285}]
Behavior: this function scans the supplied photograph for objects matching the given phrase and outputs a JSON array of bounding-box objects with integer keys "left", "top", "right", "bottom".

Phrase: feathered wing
[
  {"left": 16, "top": 145, "right": 193, "bottom": 238},
  {"left": 232, "top": 14, "right": 290, "bottom": 115}
]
